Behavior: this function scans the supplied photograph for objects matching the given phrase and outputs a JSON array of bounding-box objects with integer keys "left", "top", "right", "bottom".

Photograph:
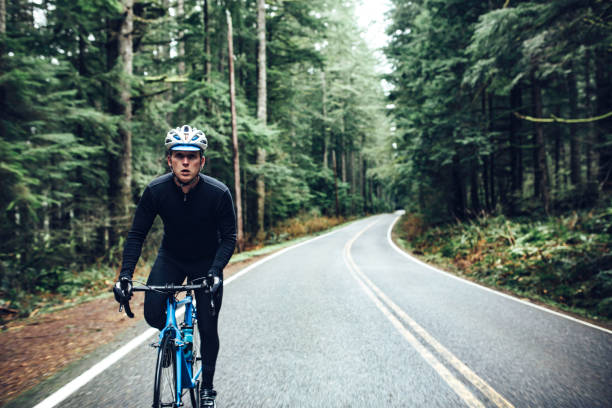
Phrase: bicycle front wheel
[{"left": 153, "top": 332, "right": 177, "bottom": 408}]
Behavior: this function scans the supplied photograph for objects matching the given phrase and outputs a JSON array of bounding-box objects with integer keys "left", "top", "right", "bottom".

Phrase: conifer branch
[{"left": 513, "top": 111, "right": 612, "bottom": 123}]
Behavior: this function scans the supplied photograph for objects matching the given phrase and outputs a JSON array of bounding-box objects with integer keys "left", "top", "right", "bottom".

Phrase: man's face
[{"left": 168, "top": 150, "right": 205, "bottom": 184}]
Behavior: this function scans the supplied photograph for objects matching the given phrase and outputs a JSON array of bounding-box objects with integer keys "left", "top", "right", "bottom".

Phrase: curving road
[{"left": 27, "top": 213, "right": 612, "bottom": 407}]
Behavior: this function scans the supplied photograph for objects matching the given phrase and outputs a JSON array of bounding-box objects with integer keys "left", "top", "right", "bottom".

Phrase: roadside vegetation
[{"left": 394, "top": 205, "right": 612, "bottom": 323}]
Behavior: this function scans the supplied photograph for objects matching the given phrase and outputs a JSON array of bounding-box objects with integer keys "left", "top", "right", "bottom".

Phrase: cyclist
[{"left": 114, "top": 125, "right": 237, "bottom": 407}]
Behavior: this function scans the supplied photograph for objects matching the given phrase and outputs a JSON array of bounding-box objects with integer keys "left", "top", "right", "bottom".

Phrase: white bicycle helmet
[{"left": 165, "top": 125, "right": 208, "bottom": 152}]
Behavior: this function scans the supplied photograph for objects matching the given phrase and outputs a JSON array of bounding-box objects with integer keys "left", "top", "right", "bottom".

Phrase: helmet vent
[{"left": 165, "top": 125, "right": 208, "bottom": 152}]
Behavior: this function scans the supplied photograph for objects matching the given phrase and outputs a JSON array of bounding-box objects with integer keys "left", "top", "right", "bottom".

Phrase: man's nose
[{"left": 182, "top": 157, "right": 190, "bottom": 165}]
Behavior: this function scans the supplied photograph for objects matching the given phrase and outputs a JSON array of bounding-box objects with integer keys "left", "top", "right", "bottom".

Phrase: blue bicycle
[{"left": 118, "top": 279, "right": 216, "bottom": 408}]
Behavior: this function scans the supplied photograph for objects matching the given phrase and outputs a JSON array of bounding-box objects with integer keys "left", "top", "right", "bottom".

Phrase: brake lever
[
  {"left": 210, "top": 293, "right": 216, "bottom": 317},
  {"left": 124, "top": 301, "right": 134, "bottom": 318},
  {"left": 119, "top": 300, "right": 135, "bottom": 318}
]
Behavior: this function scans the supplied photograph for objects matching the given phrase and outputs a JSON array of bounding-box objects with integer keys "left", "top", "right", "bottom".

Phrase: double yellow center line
[{"left": 343, "top": 220, "right": 515, "bottom": 408}]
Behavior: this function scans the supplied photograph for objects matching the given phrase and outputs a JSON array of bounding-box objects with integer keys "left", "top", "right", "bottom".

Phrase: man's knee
[{"left": 144, "top": 294, "right": 166, "bottom": 330}]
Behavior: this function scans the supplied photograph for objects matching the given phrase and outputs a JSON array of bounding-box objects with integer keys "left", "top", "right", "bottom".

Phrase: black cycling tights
[{"left": 143, "top": 249, "right": 223, "bottom": 388}]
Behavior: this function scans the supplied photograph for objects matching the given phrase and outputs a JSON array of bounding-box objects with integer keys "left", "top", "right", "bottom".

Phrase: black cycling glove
[
  {"left": 207, "top": 268, "right": 222, "bottom": 295},
  {"left": 113, "top": 277, "right": 133, "bottom": 304}
]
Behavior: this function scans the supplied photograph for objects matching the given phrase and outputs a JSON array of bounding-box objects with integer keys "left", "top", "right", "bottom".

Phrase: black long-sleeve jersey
[{"left": 119, "top": 173, "right": 237, "bottom": 279}]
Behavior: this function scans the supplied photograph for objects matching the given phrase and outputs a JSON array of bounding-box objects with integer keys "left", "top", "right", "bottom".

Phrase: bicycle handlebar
[
  {"left": 116, "top": 280, "right": 218, "bottom": 318},
  {"left": 132, "top": 282, "right": 209, "bottom": 292}
]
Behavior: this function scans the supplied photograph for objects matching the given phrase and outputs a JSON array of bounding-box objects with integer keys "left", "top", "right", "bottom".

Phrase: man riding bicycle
[{"left": 114, "top": 125, "right": 237, "bottom": 407}]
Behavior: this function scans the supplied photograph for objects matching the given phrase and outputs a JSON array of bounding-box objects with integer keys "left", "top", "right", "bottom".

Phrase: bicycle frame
[
  {"left": 120, "top": 281, "right": 216, "bottom": 407},
  {"left": 159, "top": 293, "right": 201, "bottom": 405}
]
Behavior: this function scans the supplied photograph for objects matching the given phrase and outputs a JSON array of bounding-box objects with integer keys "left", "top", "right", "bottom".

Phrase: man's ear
[
  {"left": 167, "top": 154, "right": 172, "bottom": 168},
  {"left": 200, "top": 156, "right": 206, "bottom": 169}
]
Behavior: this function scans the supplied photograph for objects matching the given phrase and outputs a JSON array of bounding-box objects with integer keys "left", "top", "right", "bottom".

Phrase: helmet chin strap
[
  {"left": 170, "top": 164, "right": 199, "bottom": 188},
  {"left": 174, "top": 174, "right": 199, "bottom": 188}
]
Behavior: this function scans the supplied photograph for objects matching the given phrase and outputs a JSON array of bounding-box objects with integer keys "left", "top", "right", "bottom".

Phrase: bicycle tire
[
  {"left": 153, "top": 332, "right": 177, "bottom": 408},
  {"left": 189, "top": 310, "right": 202, "bottom": 407}
]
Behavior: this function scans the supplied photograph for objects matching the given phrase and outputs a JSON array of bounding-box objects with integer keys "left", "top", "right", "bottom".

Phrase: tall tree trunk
[
  {"left": 0, "top": 0, "right": 4, "bottom": 33},
  {"left": 227, "top": 10, "right": 244, "bottom": 251},
  {"left": 217, "top": 9, "right": 225, "bottom": 75},
  {"left": 470, "top": 158, "right": 480, "bottom": 214},
  {"left": 341, "top": 149, "right": 347, "bottom": 183},
  {"left": 350, "top": 150, "right": 355, "bottom": 213},
  {"left": 553, "top": 103, "right": 560, "bottom": 192},
  {"left": 489, "top": 156, "right": 496, "bottom": 210},
  {"left": 362, "top": 156, "right": 367, "bottom": 213},
  {"left": 509, "top": 85, "right": 522, "bottom": 213},
  {"left": 481, "top": 92, "right": 491, "bottom": 211},
  {"left": 350, "top": 150, "right": 356, "bottom": 193},
  {"left": 595, "top": 48, "right": 612, "bottom": 190},
  {"left": 332, "top": 149, "right": 340, "bottom": 216},
  {"left": 488, "top": 93, "right": 496, "bottom": 210},
  {"left": 160, "top": 0, "right": 169, "bottom": 60},
  {"left": 531, "top": 71, "right": 550, "bottom": 213},
  {"left": 0, "top": 0, "right": 5, "bottom": 58},
  {"left": 321, "top": 71, "right": 328, "bottom": 169},
  {"left": 202, "top": 0, "right": 211, "bottom": 111},
  {"left": 340, "top": 112, "right": 346, "bottom": 183},
  {"left": 255, "top": 0, "right": 266, "bottom": 240},
  {"left": 359, "top": 133, "right": 366, "bottom": 211},
  {"left": 108, "top": 0, "right": 134, "bottom": 242},
  {"left": 75, "top": 34, "right": 87, "bottom": 249},
  {"left": 584, "top": 50, "right": 595, "bottom": 183},
  {"left": 242, "top": 165, "right": 247, "bottom": 230},
  {"left": 516, "top": 87, "right": 524, "bottom": 191},
  {"left": 118, "top": 0, "right": 133, "bottom": 208},
  {"left": 203, "top": 0, "right": 211, "bottom": 82},
  {"left": 177, "top": 0, "right": 185, "bottom": 75},
  {"left": 0, "top": 0, "right": 6, "bottom": 136},
  {"left": 483, "top": 156, "right": 491, "bottom": 211},
  {"left": 105, "top": 15, "right": 118, "bottom": 249},
  {"left": 553, "top": 102, "right": 565, "bottom": 197},
  {"left": 452, "top": 152, "right": 465, "bottom": 219},
  {"left": 567, "top": 64, "right": 580, "bottom": 187}
]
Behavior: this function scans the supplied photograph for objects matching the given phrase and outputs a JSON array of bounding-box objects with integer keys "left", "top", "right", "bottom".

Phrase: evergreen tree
[
  {"left": 0, "top": 0, "right": 392, "bottom": 305},
  {"left": 385, "top": 0, "right": 611, "bottom": 220}
]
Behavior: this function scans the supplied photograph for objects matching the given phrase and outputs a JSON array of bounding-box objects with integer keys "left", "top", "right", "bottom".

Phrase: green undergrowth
[{"left": 394, "top": 208, "right": 612, "bottom": 322}]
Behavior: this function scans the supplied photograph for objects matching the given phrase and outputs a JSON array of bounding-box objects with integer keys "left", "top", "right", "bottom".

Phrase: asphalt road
[{"left": 25, "top": 213, "right": 612, "bottom": 407}]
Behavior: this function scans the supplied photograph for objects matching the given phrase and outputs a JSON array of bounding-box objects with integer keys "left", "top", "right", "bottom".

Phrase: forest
[
  {"left": 384, "top": 0, "right": 610, "bottom": 220},
  {"left": 384, "top": 0, "right": 611, "bottom": 319},
  {"left": 1, "top": 0, "right": 611, "bottom": 318},
  {"left": 0, "top": 0, "right": 393, "bottom": 311}
]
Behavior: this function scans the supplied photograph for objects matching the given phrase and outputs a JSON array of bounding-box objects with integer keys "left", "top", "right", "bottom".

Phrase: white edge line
[
  {"left": 386, "top": 214, "right": 612, "bottom": 335},
  {"left": 32, "top": 226, "right": 346, "bottom": 408},
  {"left": 31, "top": 327, "right": 158, "bottom": 408}
]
